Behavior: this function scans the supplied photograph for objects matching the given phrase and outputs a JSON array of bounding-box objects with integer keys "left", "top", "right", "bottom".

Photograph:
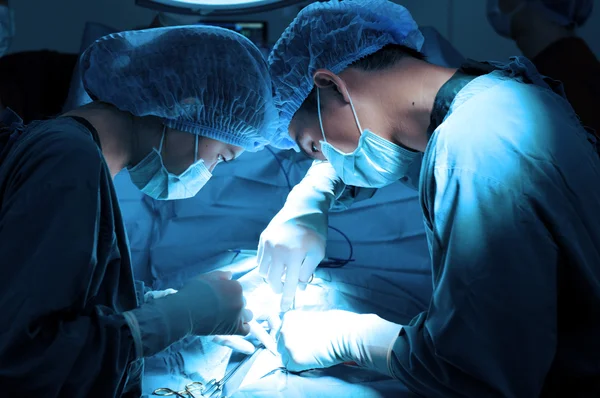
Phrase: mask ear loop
[
  {"left": 317, "top": 85, "right": 364, "bottom": 141},
  {"left": 158, "top": 124, "right": 167, "bottom": 154},
  {"left": 343, "top": 85, "right": 363, "bottom": 134},
  {"left": 194, "top": 134, "right": 199, "bottom": 162},
  {"left": 317, "top": 88, "right": 327, "bottom": 142}
]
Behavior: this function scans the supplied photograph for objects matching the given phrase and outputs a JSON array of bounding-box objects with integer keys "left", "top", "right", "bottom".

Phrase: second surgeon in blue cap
[
  {"left": 0, "top": 25, "right": 277, "bottom": 397},
  {"left": 259, "top": 1, "right": 600, "bottom": 397}
]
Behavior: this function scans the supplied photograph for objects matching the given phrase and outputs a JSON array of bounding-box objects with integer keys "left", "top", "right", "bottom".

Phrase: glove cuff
[
  {"left": 125, "top": 297, "right": 192, "bottom": 358},
  {"left": 353, "top": 314, "right": 402, "bottom": 377}
]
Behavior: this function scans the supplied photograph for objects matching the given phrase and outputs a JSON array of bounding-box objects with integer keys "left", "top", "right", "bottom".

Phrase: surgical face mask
[
  {"left": 487, "top": 0, "right": 584, "bottom": 38},
  {"left": 486, "top": 0, "right": 529, "bottom": 38},
  {"left": 317, "top": 87, "right": 419, "bottom": 188},
  {"left": 0, "top": 5, "right": 15, "bottom": 58},
  {"left": 128, "top": 126, "right": 212, "bottom": 200}
]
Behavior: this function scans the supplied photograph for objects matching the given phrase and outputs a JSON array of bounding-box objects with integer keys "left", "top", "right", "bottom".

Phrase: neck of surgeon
[
  {"left": 353, "top": 57, "right": 456, "bottom": 152},
  {"left": 64, "top": 102, "right": 162, "bottom": 178}
]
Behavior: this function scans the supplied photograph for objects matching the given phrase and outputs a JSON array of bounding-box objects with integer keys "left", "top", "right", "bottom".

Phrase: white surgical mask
[
  {"left": 128, "top": 126, "right": 212, "bottom": 200},
  {"left": 0, "top": 5, "right": 15, "bottom": 57},
  {"left": 317, "top": 87, "right": 419, "bottom": 188}
]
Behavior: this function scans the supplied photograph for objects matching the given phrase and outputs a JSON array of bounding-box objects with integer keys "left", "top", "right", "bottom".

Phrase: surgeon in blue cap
[
  {"left": 0, "top": 25, "right": 277, "bottom": 397},
  {"left": 258, "top": 1, "right": 600, "bottom": 396}
]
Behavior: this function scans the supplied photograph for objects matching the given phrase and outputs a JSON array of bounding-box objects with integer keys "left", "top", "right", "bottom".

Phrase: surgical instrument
[
  {"left": 153, "top": 381, "right": 204, "bottom": 397},
  {"left": 249, "top": 319, "right": 278, "bottom": 355},
  {"left": 201, "top": 345, "right": 265, "bottom": 398}
]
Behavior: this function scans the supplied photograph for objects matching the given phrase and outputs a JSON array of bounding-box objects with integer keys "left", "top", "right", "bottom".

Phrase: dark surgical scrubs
[
  {"left": 0, "top": 114, "right": 143, "bottom": 397},
  {"left": 388, "top": 59, "right": 600, "bottom": 397}
]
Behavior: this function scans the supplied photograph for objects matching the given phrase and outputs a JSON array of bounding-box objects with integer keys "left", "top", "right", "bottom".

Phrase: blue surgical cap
[
  {"left": 269, "top": 0, "right": 425, "bottom": 151},
  {"left": 81, "top": 26, "right": 277, "bottom": 152}
]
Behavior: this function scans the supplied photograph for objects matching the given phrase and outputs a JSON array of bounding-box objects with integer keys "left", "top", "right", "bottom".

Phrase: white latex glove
[
  {"left": 276, "top": 310, "right": 402, "bottom": 376},
  {"left": 213, "top": 315, "right": 281, "bottom": 355},
  {"left": 144, "top": 288, "right": 178, "bottom": 302},
  {"left": 258, "top": 161, "right": 345, "bottom": 312}
]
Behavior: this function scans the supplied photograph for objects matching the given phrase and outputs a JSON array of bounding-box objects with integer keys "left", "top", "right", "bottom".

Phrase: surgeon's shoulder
[
  {"left": 438, "top": 79, "right": 581, "bottom": 160},
  {"left": 485, "top": 79, "right": 578, "bottom": 143},
  {"left": 16, "top": 117, "right": 105, "bottom": 184},
  {"left": 427, "top": 79, "right": 585, "bottom": 192}
]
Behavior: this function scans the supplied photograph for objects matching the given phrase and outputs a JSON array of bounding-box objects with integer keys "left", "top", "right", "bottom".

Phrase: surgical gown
[
  {"left": 387, "top": 59, "right": 600, "bottom": 397},
  {"left": 0, "top": 116, "right": 143, "bottom": 397}
]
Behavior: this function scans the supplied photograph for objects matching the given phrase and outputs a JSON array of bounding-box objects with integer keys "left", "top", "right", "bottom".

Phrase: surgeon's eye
[
  {"left": 310, "top": 143, "right": 319, "bottom": 153},
  {"left": 217, "top": 154, "right": 227, "bottom": 163}
]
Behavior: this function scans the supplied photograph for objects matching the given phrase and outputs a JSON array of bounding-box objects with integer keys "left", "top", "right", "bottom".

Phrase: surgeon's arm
[
  {"left": 386, "top": 169, "right": 557, "bottom": 398},
  {"left": 292, "top": 159, "right": 375, "bottom": 212},
  {"left": 0, "top": 145, "right": 150, "bottom": 396},
  {"left": 267, "top": 159, "right": 358, "bottom": 232},
  {"left": 259, "top": 159, "right": 373, "bottom": 310},
  {"left": 285, "top": 154, "right": 421, "bottom": 214},
  {"left": 298, "top": 160, "right": 349, "bottom": 211}
]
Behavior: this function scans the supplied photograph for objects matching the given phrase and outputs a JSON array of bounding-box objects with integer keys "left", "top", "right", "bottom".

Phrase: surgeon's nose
[
  {"left": 207, "top": 153, "right": 229, "bottom": 172},
  {"left": 207, "top": 158, "right": 222, "bottom": 172}
]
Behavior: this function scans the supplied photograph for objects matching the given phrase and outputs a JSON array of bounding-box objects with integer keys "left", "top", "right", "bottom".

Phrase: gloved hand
[
  {"left": 258, "top": 161, "right": 345, "bottom": 312},
  {"left": 213, "top": 315, "right": 280, "bottom": 355},
  {"left": 213, "top": 280, "right": 282, "bottom": 355},
  {"left": 276, "top": 310, "right": 402, "bottom": 376},
  {"left": 125, "top": 271, "right": 253, "bottom": 358}
]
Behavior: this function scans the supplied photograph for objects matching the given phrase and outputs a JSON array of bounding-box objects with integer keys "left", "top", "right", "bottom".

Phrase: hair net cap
[
  {"left": 268, "top": 0, "right": 425, "bottom": 151},
  {"left": 81, "top": 26, "right": 278, "bottom": 152}
]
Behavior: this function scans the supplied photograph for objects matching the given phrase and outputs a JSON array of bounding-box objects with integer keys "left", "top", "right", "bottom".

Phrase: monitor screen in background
[{"left": 198, "top": 21, "right": 268, "bottom": 47}]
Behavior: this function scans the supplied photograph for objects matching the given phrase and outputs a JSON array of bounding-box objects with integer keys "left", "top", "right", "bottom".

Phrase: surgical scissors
[
  {"left": 201, "top": 345, "right": 265, "bottom": 398},
  {"left": 153, "top": 381, "right": 204, "bottom": 397}
]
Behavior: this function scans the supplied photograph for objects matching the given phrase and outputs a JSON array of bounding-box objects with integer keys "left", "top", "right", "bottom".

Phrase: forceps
[
  {"left": 153, "top": 381, "right": 204, "bottom": 397},
  {"left": 201, "top": 345, "right": 265, "bottom": 398}
]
